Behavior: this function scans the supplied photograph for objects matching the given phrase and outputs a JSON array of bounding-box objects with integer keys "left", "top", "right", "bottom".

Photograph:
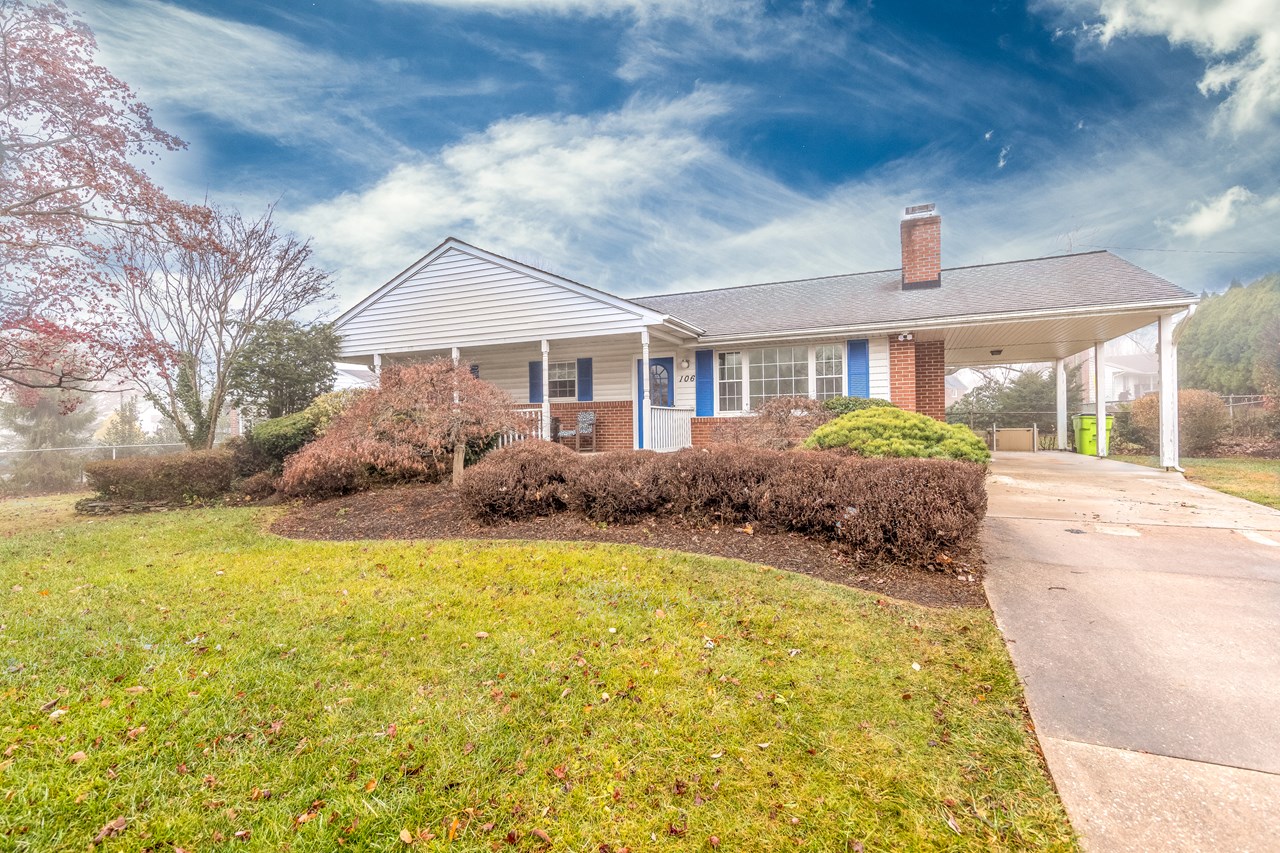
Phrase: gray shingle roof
[{"left": 633, "top": 251, "right": 1196, "bottom": 338}]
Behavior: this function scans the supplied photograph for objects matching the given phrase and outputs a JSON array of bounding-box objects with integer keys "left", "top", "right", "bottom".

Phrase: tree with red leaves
[
  {"left": 281, "top": 360, "right": 523, "bottom": 496},
  {"left": 0, "top": 0, "right": 184, "bottom": 397}
]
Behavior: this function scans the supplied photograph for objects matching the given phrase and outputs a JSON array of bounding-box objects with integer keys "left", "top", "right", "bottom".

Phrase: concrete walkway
[{"left": 982, "top": 452, "right": 1280, "bottom": 852}]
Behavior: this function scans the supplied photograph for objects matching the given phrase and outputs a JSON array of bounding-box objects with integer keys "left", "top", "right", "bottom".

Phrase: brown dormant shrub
[
  {"left": 280, "top": 359, "right": 522, "bottom": 498},
  {"left": 657, "top": 445, "right": 787, "bottom": 521},
  {"left": 1129, "top": 389, "right": 1228, "bottom": 456},
  {"left": 750, "top": 450, "right": 847, "bottom": 534},
  {"left": 458, "top": 445, "right": 987, "bottom": 568},
  {"left": 84, "top": 450, "right": 236, "bottom": 503},
  {"left": 830, "top": 458, "right": 987, "bottom": 564},
  {"left": 713, "top": 396, "right": 832, "bottom": 450},
  {"left": 457, "top": 440, "right": 579, "bottom": 521},
  {"left": 566, "top": 451, "right": 664, "bottom": 523}
]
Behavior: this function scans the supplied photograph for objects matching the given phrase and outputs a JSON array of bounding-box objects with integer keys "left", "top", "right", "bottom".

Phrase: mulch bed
[{"left": 269, "top": 483, "right": 987, "bottom": 609}]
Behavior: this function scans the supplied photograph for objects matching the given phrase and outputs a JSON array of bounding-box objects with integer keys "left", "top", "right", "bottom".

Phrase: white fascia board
[
  {"left": 692, "top": 298, "right": 1200, "bottom": 346},
  {"left": 335, "top": 238, "right": 670, "bottom": 331},
  {"left": 338, "top": 323, "right": 650, "bottom": 360}
]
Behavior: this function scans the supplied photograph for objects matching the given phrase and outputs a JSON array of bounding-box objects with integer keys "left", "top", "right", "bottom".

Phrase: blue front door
[{"left": 636, "top": 357, "right": 674, "bottom": 448}]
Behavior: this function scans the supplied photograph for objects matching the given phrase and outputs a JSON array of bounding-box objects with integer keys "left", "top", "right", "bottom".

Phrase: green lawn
[
  {"left": 1112, "top": 455, "right": 1280, "bottom": 509},
  {"left": 0, "top": 499, "right": 1075, "bottom": 852}
]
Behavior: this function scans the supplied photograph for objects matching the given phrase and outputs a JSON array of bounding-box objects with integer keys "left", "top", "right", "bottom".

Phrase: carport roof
[{"left": 633, "top": 250, "right": 1196, "bottom": 341}]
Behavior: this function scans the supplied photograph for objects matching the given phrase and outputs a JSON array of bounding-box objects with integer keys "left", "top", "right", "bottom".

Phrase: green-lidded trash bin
[{"left": 1071, "top": 414, "right": 1114, "bottom": 455}]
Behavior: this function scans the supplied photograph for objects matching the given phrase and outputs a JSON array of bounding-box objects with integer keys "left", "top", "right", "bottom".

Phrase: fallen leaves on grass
[
  {"left": 67, "top": 751, "right": 86, "bottom": 764},
  {"left": 91, "top": 816, "right": 127, "bottom": 846}
]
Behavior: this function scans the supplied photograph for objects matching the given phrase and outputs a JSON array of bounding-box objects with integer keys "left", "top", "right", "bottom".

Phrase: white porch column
[
  {"left": 451, "top": 347, "right": 461, "bottom": 404},
  {"left": 640, "top": 329, "right": 652, "bottom": 450},
  {"left": 1055, "top": 357, "right": 1068, "bottom": 451},
  {"left": 1094, "top": 341, "right": 1108, "bottom": 457},
  {"left": 372, "top": 353, "right": 382, "bottom": 374},
  {"left": 540, "top": 340, "right": 551, "bottom": 440},
  {"left": 1158, "top": 313, "right": 1181, "bottom": 470}
]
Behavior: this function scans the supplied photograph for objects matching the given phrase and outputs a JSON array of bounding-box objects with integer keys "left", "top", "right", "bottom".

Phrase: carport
[{"left": 917, "top": 252, "right": 1198, "bottom": 468}]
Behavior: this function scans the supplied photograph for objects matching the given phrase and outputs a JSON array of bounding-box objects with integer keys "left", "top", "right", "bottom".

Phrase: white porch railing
[
  {"left": 648, "top": 405, "right": 694, "bottom": 452},
  {"left": 498, "top": 406, "right": 546, "bottom": 448}
]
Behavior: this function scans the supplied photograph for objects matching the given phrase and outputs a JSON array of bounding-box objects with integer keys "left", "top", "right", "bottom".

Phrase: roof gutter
[{"left": 692, "top": 297, "right": 1198, "bottom": 345}]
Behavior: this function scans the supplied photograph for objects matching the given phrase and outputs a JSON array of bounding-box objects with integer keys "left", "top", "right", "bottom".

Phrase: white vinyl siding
[
  {"left": 338, "top": 247, "right": 651, "bottom": 357},
  {"left": 868, "top": 336, "right": 891, "bottom": 399}
]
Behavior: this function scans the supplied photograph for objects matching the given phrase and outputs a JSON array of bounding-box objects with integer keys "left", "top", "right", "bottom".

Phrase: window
[
  {"left": 548, "top": 361, "right": 576, "bottom": 399},
  {"left": 815, "top": 344, "right": 843, "bottom": 400},
  {"left": 718, "top": 352, "right": 742, "bottom": 412},
  {"left": 748, "top": 346, "right": 808, "bottom": 408}
]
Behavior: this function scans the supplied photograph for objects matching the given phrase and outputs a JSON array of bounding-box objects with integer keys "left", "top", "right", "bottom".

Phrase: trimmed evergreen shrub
[
  {"left": 84, "top": 450, "right": 236, "bottom": 503},
  {"left": 250, "top": 411, "right": 317, "bottom": 466},
  {"left": 457, "top": 440, "right": 578, "bottom": 520},
  {"left": 302, "top": 388, "right": 367, "bottom": 435},
  {"left": 822, "top": 396, "right": 896, "bottom": 415},
  {"left": 804, "top": 408, "right": 990, "bottom": 463},
  {"left": 657, "top": 445, "right": 788, "bottom": 520}
]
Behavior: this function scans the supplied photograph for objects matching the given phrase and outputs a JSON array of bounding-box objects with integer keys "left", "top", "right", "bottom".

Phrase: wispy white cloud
[
  {"left": 385, "top": 0, "right": 861, "bottom": 81},
  {"left": 290, "top": 88, "right": 1279, "bottom": 307},
  {"left": 1165, "top": 185, "right": 1280, "bottom": 238},
  {"left": 1037, "top": 0, "right": 1280, "bottom": 132},
  {"left": 70, "top": 0, "right": 495, "bottom": 170}
]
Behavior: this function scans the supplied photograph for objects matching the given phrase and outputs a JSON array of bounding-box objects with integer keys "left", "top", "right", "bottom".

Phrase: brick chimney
[{"left": 900, "top": 203, "right": 941, "bottom": 289}]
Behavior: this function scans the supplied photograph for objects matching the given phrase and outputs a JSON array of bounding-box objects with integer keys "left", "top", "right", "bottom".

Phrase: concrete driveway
[{"left": 982, "top": 452, "right": 1280, "bottom": 852}]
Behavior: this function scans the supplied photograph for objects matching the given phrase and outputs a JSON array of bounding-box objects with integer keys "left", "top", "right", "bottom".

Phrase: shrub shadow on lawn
[{"left": 270, "top": 482, "right": 987, "bottom": 609}]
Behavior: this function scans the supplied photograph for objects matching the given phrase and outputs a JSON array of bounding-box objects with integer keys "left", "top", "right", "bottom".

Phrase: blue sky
[{"left": 71, "top": 0, "right": 1280, "bottom": 307}]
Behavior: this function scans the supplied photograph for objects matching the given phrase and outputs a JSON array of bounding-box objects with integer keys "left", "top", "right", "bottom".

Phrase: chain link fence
[
  {"left": 947, "top": 394, "right": 1275, "bottom": 453},
  {"left": 0, "top": 443, "right": 187, "bottom": 496}
]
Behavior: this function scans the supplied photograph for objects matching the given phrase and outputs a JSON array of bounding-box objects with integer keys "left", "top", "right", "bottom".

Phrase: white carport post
[
  {"left": 540, "top": 340, "right": 551, "bottom": 440},
  {"left": 640, "top": 329, "right": 651, "bottom": 450},
  {"left": 372, "top": 353, "right": 382, "bottom": 375},
  {"left": 1094, "top": 342, "right": 1108, "bottom": 457},
  {"left": 1158, "top": 314, "right": 1181, "bottom": 470},
  {"left": 1054, "top": 358, "right": 1068, "bottom": 450}
]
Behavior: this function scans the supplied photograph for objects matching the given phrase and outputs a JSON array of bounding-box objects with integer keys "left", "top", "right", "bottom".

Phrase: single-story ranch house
[{"left": 334, "top": 205, "right": 1198, "bottom": 467}]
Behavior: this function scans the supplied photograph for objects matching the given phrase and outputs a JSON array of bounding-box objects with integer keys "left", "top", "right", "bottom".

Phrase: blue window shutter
[
  {"left": 576, "top": 358, "right": 593, "bottom": 402},
  {"left": 695, "top": 349, "right": 714, "bottom": 416},
  {"left": 846, "top": 340, "right": 870, "bottom": 398},
  {"left": 528, "top": 361, "right": 543, "bottom": 403}
]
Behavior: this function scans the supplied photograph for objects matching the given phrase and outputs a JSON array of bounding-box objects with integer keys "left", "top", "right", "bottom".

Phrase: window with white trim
[
  {"left": 718, "top": 352, "right": 742, "bottom": 412},
  {"left": 814, "top": 344, "right": 843, "bottom": 400},
  {"left": 748, "top": 346, "right": 808, "bottom": 408},
  {"left": 548, "top": 361, "right": 576, "bottom": 399}
]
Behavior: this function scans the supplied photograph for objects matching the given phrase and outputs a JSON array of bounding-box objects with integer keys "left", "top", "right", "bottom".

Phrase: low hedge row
[
  {"left": 84, "top": 449, "right": 237, "bottom": 503},
  {"left": 459, "top": 441, "right": 986, "bottom": 566}
]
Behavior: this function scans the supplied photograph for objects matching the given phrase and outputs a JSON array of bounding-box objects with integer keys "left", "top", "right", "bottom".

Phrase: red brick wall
[
  {"left": 691, "top": 417, "right": 738, "bottom": 448},
  {"left": 888, "top": 338, "right": 946, "bottom": 421},
  {"left": 889, "top": 338, "right": 917, "bottom": 412},
  {"left": 914, "top": 340, "right": 946, "bottom": 420},
  {"left": 549, "top": 400, "right": 633, "bottom": 451},
  {"left": 900, "top": 214, "right": 941, "bottom": 287}
]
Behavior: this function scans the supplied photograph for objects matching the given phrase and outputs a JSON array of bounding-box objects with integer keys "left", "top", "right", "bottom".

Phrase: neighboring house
[
  {"left": 333, "top": 204, "right": 1198, "bottom": 465},
  {"left": 1071, "top": 351, "right": 1160, "bottom": 403}
]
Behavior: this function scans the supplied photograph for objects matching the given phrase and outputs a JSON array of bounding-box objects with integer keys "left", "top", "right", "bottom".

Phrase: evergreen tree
[
  {"left": 0, "top": 389, "right": 95, "bottom": 492},
  {"left": 1177, "top": 273, "right": 1280, "bottom": 394},
  {"left": 227, "top": 320, "right": 340, "bottom": 420},
  {"left": 947, "top": 368, "right": 1083, "bottom": 433},
  {"left": 100, "top": 397, "right": 148, "bottom": 456}
]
